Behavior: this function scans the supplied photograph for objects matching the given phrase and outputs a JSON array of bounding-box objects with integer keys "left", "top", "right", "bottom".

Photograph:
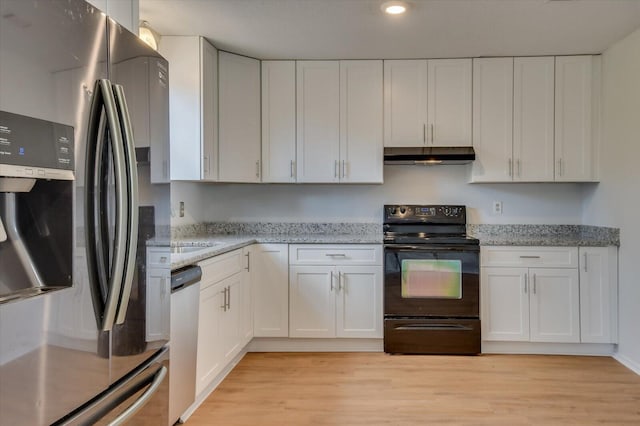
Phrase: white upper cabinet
[
  {"left": 383, "top": 60, "right": 428, "bottom": 147},
  {"left": 555, "top": 55, "right": 599, "bottom": 182},
  {"left": 427, "top": 59, "right": 472, "bottom": 146},
  {"left": 339, "top": 60, "right": 383, "bottom": 183},
  {"left": 160, "top": 36, "right": 218, "bottom": 181},
  {"left": 471, "top": 58, "right": 514, "bottom": 182},
  {"left": 218, "top": 51, "right": 261, "bottom": 183},
  {"left": 513, "top": 57, "right": 555, "bottom": 182},
  {"left": 383, "top": 59, "right": 471, "bottom": 147},
  {"left": 261, "top": 61, "right": 297, "bottom": 183},
  {"left": 296, "top": 61, "right": 341, "bottom": 182}
]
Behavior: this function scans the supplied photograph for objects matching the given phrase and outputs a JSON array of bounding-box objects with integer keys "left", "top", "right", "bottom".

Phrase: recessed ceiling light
[{"left": 381, "top": 1, "right": 408, "bottom": 15}]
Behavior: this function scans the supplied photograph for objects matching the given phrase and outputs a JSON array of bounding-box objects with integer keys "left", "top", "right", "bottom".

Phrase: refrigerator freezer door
[
  {"left": 107, "top": 17, "right": 171, "bottom": 384},
  {"left": 0, "top": 0, "right": 111, "bottom": 424}
]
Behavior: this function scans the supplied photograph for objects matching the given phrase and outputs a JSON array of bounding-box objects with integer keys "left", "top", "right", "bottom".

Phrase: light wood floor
[{"left": 186, "top": 353, "right": 640, "bottom": 425}]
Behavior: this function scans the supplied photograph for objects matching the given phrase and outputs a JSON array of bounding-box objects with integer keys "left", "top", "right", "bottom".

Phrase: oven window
[{"left": 401, "top": 259, "right": 462, "bottom": 299}]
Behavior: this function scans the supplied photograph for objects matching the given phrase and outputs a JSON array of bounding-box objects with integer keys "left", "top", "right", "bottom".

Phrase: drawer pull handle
[
  {"left": 519, "top": 255, "right": 541, "bottom": 259},
  {"left": 325, "top": 253, "right": 346, "bottom": 257}
]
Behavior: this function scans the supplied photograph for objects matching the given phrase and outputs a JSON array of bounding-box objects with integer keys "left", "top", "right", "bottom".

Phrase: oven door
[{"left": 384, "top": 244, "right": 479, "bottom": 318}]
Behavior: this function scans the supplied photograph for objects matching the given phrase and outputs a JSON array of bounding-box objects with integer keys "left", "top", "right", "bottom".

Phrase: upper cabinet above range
[{"left": 383, "top": 59, "right": 472, "bottom": 148}]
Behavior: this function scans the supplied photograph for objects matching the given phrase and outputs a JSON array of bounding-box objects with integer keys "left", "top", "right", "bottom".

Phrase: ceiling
[{"left": 139, "top": 0, "right": 640, "bottom": 60}]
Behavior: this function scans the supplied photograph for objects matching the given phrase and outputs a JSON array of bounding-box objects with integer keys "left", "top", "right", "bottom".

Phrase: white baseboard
[
  {"left": 482, "top": 341, "right": 616, "bottom": 356},
  {"left": 247, "top": 337, "right": 384, "bottom": 352},
  {"left": 614, "top": 353, "right": 640, "bottom": 376}
]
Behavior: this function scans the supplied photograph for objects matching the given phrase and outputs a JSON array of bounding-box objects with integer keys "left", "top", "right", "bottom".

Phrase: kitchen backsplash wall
[{"left": 171, "top": 165, "right": 586, "bottom": 226}]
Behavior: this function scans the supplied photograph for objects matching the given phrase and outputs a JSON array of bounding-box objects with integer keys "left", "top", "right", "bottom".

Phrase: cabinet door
[
  {"left": 252, "top": 244, "right": 289, "bottom": 338},
  {"left": 296, "top": 61, "right": 340, "bottom": 182},
  {"left": 241, "top": 247, "right": 254, "bottom": 344},
  {"left": 339, "top": 60, "right": 383, "bottom": 183},
  {"left": 196, "top": 282, "right": 224, "bottom": 396},
  {"left": 383, "top": 60, "right": 428, "bottom": 147},
  {"left": 513, "top": 57, "right": 555, "bottom": 182},
  {"left": 218, "top": 51, "right": 261, "bottom": 182},
  {"left": 481, "top": 268, "right": 530, "bottom": 341},
  {"left": 148, "top": 57, "right": 171, "bottom": 183},
  {"left": 579, "top": 247, "right": 618, "bottom": 343},
  {"left": 555, "top": 55, "right": 594, "bottom": 182},
  {"left": 262, "top": 61, "right": 297, "bottom": 183},
  {"left": 161, "top": 36, "right": 204, "bottom": 181},
  {"left": 529, "top": 268, "right": 580, "bottom": 343},
  {"left": 427, "top": 59, "right": 472, "bottom": 146},
  {"left": 289, "top": 266, "right": 336, "bottom": 338},
  {"left": 336, "top": 266, "right": 383, "bottom": 338},
  {"left": 471, "top": 58, "right": 514, "bottom": 182},
  {"left": 145, "top": 267, "right": 170, "bottom": 342},
  {"left": 219, "top": 273, "right": 243, "bottom": 364},
  {"left": 201, "top": 39, "right": 218, "bottom": 181}
]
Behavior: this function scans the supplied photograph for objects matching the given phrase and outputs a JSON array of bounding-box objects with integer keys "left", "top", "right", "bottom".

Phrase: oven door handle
[
  {"left": 394, "top": 324, "right": 474, "bottom": 331},
  {"left": 384, "top": 245, "right": 479, "bottom": 252}
]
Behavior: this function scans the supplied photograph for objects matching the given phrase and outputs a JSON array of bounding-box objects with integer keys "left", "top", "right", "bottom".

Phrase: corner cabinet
[
  {"left": 481, "top": 246, "right": 618, "bottom": 346},
  {"left": 288, "top": 245, "right": 383, "bottom": 338},
  {"left": 383, "top": 59, "right": 471, "bottom": 147},
  {"left": 195, "top": 249, "right": 251, "bottom": 397},
  {"left": 296, "top": 60, "right": 383, "bottom": 183},
  {"left": 251, "top": 244, "right": 290, "bottom": 337},
  {"left": 160, "top": 36, "right": 218, "bottom": 181},
  {"left": 218, "top": 52, "right": 261, "bottom": 182},
  {"left": 471, "top": 55, "right": 600, "bottom": 183}
]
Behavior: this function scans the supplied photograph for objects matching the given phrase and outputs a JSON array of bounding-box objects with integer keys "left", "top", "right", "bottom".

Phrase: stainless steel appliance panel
[{"left": 0, "top": 1, "right": 110, "bottom": 423}]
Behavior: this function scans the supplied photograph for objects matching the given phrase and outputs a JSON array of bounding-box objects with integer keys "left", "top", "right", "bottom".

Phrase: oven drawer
[
  {"left": 289, "top": 244, "right": 382, "bottom": 266},
  {"left": 384, "top": 318, "right": 481, "bottom": 355},
  {"left": 481, "top": 246, "right": 578, "bottom": 268}
]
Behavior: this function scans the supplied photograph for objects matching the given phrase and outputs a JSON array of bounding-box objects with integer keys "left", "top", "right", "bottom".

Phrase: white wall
[
  {"left": 171, "top": 165, "right": 586, "bottom": 226},
  {"left": 582, "top": 27, "right": 640, "bottom": 373}
]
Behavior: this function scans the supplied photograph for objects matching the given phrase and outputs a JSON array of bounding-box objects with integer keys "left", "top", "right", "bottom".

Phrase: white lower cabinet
[
  {"left": 251, "top": 244, "right": 289, "bottom": 337},
  {"left": 579, "top": 247, "right": 618, "bottom": 343},
  {"left": 481, "top": 246, "right": 617, "bottom": 347},
  {"left": 195, "top": 249, "right": 252, "bottom": 397},
  {"left": 289, "top": 245, "right": 383, "bottom": 339}
]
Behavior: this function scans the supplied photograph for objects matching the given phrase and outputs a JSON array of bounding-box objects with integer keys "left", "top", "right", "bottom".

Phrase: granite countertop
[
  {"left": 169, "top": 222, "right": 620, "bottom": 270},
  {"left": 467, "top": 224, "right": 620, "bottom": 247},
  {"left": 170, "top": 222, "right": 383, "bottom": 270}
]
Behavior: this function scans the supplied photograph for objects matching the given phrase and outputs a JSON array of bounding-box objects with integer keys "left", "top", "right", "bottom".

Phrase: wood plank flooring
[{"left": 186, "top": 353, "right": 640, "bottom": 425}]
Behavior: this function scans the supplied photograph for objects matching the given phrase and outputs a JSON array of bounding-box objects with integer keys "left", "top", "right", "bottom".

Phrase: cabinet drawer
[
  {"left": 198, "top": 249, "right": 245, "bottom": 288},
  {"left": 481, "top": 246, "right": 578, "bottom": 268},
  {"left": 289, "top": 244, "right": 382, "bottom": 266},
  {"left": 148, "top": 248, "right": 170, "bottom": 268}
]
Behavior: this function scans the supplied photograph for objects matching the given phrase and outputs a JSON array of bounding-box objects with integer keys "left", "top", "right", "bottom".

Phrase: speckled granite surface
[
  {"left": 170, "top": 222, "right": 383, "bottom": 270},
  {"left": 171, "top": 222, "right": 382, "bottom": 239},
  {"left": 467, "top": 224, "right": 620, "bottom": 247},
  {"left": 170, "top": 222, "right": 619, "bottom": 270}
]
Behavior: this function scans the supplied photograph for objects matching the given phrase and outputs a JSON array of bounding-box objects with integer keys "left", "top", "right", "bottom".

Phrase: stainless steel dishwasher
[{"left": 169, "top": 265, "right": 202, "bottom": 425}]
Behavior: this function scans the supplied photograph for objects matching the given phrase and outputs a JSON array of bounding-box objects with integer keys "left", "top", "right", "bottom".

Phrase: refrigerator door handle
[
  {"left": 112, "top": 84, "right": 139, "bottom": 326},
  {"left": 106, "top": 365, "right": 167, "bottom": 426},
  {"left": 85, "top": 79, "right": 128, "bottom": 332}
]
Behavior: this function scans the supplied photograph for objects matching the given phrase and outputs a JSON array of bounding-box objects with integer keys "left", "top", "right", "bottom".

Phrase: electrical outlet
[
  {"left": 179, "top": 201, "right": 185, "bottom": 217},
  {"left": 492, "top": 201, "right": 502, "bottom": 215}
]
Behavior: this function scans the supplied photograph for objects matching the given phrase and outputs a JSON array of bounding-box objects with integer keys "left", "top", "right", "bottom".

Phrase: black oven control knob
[
  {"left": 399, "top": 207, "right": 406, "bottom": 215},
  {"left": 390, "top": 207, "right": 397, "bottom": 215}
]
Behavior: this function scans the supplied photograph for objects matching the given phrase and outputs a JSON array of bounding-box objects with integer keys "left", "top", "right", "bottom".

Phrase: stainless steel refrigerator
[{"left": 0, "top": 0, "right": 171, "bottom": 424}]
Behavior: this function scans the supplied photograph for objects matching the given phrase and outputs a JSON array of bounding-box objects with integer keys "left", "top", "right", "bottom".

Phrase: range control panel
[{"left": 384, "top": 204, "right": 466, "bottom": 223}]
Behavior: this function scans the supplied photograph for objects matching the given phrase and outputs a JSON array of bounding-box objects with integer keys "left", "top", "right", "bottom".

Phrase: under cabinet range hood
[{"left": 384, "top": 147, "right": 475, "bottom": 165}]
